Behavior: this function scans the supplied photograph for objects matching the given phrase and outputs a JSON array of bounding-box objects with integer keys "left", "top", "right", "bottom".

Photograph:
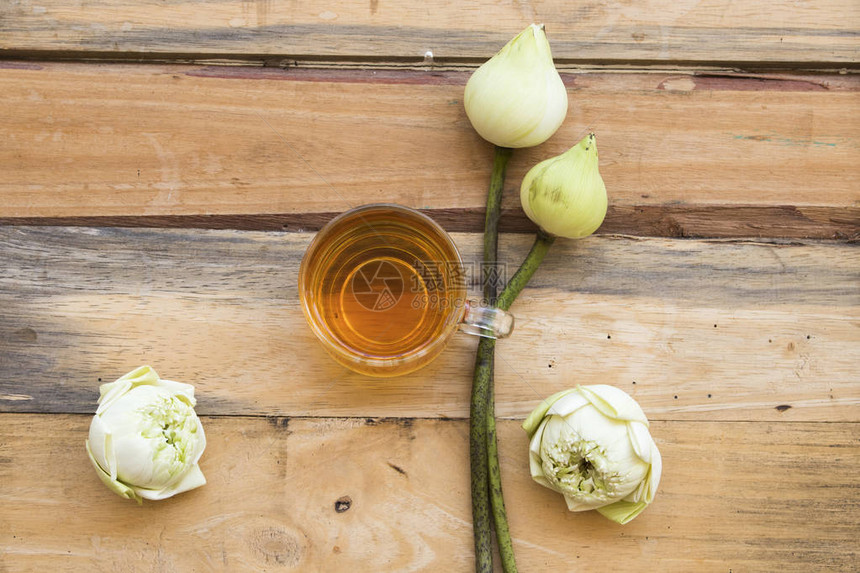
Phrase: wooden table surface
[{"left": 1, "top": 2, "right": 858, "bottom": 572}]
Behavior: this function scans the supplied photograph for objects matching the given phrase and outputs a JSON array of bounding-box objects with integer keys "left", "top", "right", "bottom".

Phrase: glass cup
[{"left": 298, "top": 204, "right": 514, "bottom": 377}]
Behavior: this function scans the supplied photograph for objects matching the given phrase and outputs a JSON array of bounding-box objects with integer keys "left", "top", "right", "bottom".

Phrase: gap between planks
[
  {"left": 1, "top": 204, "right": 857, "bottom": 240},
  {"left": 4, "top": 412, "right": 855, "bottom": 425},
  {"left": 3, "top": 50, "right": 860, "bottom": 73}
]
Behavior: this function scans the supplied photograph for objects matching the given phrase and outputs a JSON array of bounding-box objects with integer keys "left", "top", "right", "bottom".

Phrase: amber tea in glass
[{"left": 299, "top": 204, "right": 513, "bottom": 377}]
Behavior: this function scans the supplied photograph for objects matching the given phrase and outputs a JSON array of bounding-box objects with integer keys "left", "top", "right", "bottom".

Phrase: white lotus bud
[
  {"left": 464, "top": 24, "right": 568, "bottom": 148},
  {"left": 520, "top": 133, "right": 608, "bottom": 239}
]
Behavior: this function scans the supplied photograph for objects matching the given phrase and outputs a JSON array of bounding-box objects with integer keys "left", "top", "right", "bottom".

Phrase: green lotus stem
[
  {"left": 470, "top": 145, "right": 511, "bottom": 572},
  {"left": 484, "top": 146, "right": 517, "bottom": 572},
  {"left": 496, "top": 230, "right": 556, "bottom": 313},
  {"left": 472, "top": 146, "right": 558, "bottom": 573},
  {"left": 484, "top": 228, "right": 557, "bottom": 573},
  {"left": 482, "top": 147, "right": 517, "bottom": 571},
  {"left": 470, "top": 336, "right": 495, "bottom": 573},
  {"left": 483, "top": 146, "right": 513, "bottom": 304},
  {"left": 487, "top": 370, "right": 517, "bottom": 573}
]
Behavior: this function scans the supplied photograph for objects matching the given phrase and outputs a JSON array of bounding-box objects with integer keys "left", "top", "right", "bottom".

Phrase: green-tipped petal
[{"left": 596, "top": 500, "right": 650, "bottom": 525}]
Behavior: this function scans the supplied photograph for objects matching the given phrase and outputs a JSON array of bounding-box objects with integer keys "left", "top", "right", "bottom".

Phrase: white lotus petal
[
  {"left": 86, "top": 440, "right": 140, "bottom": 503},
  {"left": 135, "top": 463, "right": 207, "bottom": 501},
  {"left": 522, "top": 388, "right": 576, "bottom": 436},
  {"left": 645, "top": 441, "right": 663, "bottom": 503},
  {"left": 579, "top": 384, "right": 648, "bottom": 424},
  {"left": 546, "top": 390, "right": 590, "bottom": 418},
  {"left": 564, "top": 494, "right": 607, "bottom": 512},
  {"left": 87, "top": 414, "right": 111, "bottom": 473},
  {"left": 97, "top": 366, "right": 161, "bottom": 412},
  {"left": 627, "top": 421, "right": 652, "bottom": 463},
  {"left": 155, "top": 378, "right": 197, "bottom": 405}
]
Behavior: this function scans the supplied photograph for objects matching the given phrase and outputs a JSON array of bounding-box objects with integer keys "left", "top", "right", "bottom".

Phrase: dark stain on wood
[
  {"left": 334, "top": 496, "right": 352, "bottom": 513},
  {"left": 364, "top": 417, "right": 416, "bottom": 428},
  {"left": 775, "top": 405, "right": 793, "bottom": 412},
  {"left": 266, "top": 416, "right": 290, "bottom": 430},
  {"left": 387, "top": 462, "right": 408, "bottom": 477}
]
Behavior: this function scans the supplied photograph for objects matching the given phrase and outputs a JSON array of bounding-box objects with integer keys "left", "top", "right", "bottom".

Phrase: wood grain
[
  {"left": 1, "top": 227, "right": 857, "bottom": 421},
  {"left": 3, "top": 203, "right": 858, "bottom": 241},
  {"left": 2, "top": 63, "right": 858, "bottom": 239},
  {"left": 1, "top": 0, "right": 858, "bottom": 64},
  {"left": 1, "top": 415, "right": 857, "bottom": 572}
]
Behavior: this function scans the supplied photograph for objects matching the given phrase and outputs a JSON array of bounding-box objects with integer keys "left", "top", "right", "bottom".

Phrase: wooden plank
[
  {"left": 1, "top": 415, "right": 857, "bottom": 571},
  {"left": 1, "top": 0, "right": 858, "bottom": 64},
  {"left": 3, "top": 204, "right": 859, "bottom": 241},
  {"left": 1, "top": 227, "right": 857, "bottom": 421},
  {"left": 2, "top": 63, "right": 858, "bottom": 239}
]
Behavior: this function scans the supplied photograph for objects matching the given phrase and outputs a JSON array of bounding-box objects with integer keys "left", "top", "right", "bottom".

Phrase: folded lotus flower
[
  {"left": 523, "top": 384, "right": 662, "bottom": 524},
  {"left": 85, "top": 366, "right": 207, "bottom": 503}
]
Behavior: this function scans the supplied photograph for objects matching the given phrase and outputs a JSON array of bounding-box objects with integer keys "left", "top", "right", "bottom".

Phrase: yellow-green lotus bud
[
  {"left": 85, "top": 366, "right": 207, "bottom": 503},
  {"left": 464, "top": 24, "right": 568, "bottom": 148},
  {"left": 523, "top": 384, "right": 662, "bottom": 524},
  {"left": 520, "top": 133, "right": 608, "bottom": 238}
]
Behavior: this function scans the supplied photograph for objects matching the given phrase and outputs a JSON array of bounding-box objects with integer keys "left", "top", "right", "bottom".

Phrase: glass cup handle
[{"left": 458, "top": 300, "right": 515, "bottom": 339}]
